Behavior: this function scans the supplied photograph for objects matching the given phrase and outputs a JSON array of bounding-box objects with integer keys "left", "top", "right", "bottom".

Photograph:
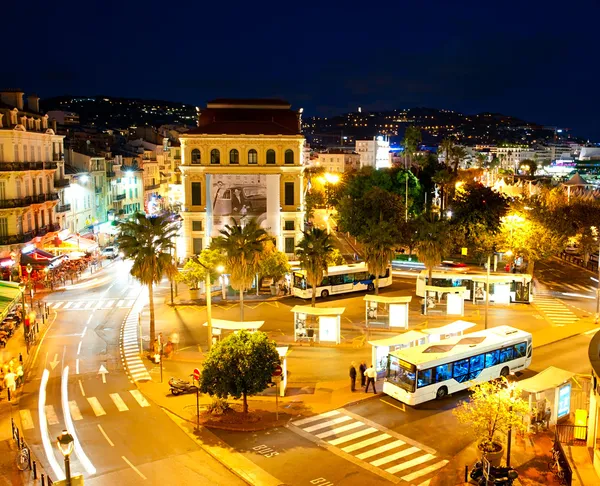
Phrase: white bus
[
  {"left": 293, "top": 262, "right": 392, "bottom": 299},
  {"left": 416, "top": 269, "right": 533, "bottom": 304},
  {"left": 383, "top": 326, "right": 532, "bottom": 406}
]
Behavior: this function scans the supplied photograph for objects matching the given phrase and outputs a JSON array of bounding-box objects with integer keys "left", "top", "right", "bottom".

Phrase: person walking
[
  {"left": 359, "top": 361, "right": 367, "bottom": 388},
  {"left": 365, "top": 364, "right": 377, "bottom": 394},
  {"left": 349, "top": 362, "right": 357, "bottom": 392}
]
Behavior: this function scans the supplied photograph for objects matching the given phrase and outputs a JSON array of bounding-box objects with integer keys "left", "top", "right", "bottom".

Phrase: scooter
[
  {"left": 470, "top": 462, "right": 519, "bottom": 485},
  {"left": 169, "top": 376, "right": 198, "bottom": 396}
]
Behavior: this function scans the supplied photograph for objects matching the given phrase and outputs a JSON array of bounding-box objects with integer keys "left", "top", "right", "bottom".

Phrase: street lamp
[{"left": 57, "top": 430, "right": 74, "bottom": 486}]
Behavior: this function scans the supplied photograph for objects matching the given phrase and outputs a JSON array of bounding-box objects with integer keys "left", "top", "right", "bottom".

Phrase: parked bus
[
  {"left": 415, "top": 269, "right": 533, "bottom": 303},
  {"left": 293, "top": 262, "right": 392, "bottom": 299},
  {"left": 383, "top": 326, "right": 532, "bottom": 406}
]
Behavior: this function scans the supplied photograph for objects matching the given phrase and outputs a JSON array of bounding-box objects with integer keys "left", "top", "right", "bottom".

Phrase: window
[
  {"left": 0, "top": 218, "right": 7, "bottom": 237},
  {"left": 210, "top": 149, "right": 220, "bottom": 164},
  {"left": 284, "top": 182, "right": 294, "bottom": 206},
  {"left": 0, "top": 181, "right": 5, "bottom": 201},
  {"left": 284, "top": 220, "right": 295, "bottom": 231},
  {"left": 499, "top": 347, "right": 514, "bottom": 363},
  {"left": 135, "top": 187, "right": 138, "bottom": 198},
  {"left": 470, "top": 354, "right": 485, "bottom": 372},
  {"left": 192, "top": 220, "right": 203, "bottom": 231},
  {"left": 27, "top": 213, "right": 32, "bottom": 232},
  {"left": 417, "top": 369, "right": 433, "bottom": 388},
  {"left": 453, "top": 359, "right": 469, "bottom": 379},
  {"left": 285, "top": 237, "right": 295, "bottom": 254},
  {"left": 192, "top": 238, "right": 203, "bottom": 255},
  {"left": 434, "top": 363, "right": 452, "bottom": 382},
  {"left": 191, "top": 182, "right": 202, "bottom": 206},
  {"left": 266, "top": 149, "right": 276, "bottom": 164},
  {"left": 23, "top": 146, "right": 28, "bottom": 162},
  {"left": 14, "top": 145, "right": 19, "bottom": 162},
  {"left": 248, "top": 149, "right": 258, "bottom": 165},
  {"left": 284, "top": 149, "right": 294, "bottom": 164},
  {"left": 514, "top": 342, "right": 527, "bottom": 358},
  {"left": 485, "top": 350, "right": 499, "bottom": 368},
  {"left": 38, "top": 178, "right": 43, "bottom": 194},
  {"left": 353, "top": 272, "right": 368, "bottom": 282},
  {"left": 229, "top": 149, "right": 239, "bottom": 164},
  {"left": 191, "top": 149, "right": 201, "bottom": 164}
]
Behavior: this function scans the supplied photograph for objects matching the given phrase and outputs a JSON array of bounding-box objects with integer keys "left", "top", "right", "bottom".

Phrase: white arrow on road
[
  {"left": 98, "top": 365, "right": 108, "bottom": 384},
  {"left": 49, "top": 354, "right": 59, "bottom": 370}
]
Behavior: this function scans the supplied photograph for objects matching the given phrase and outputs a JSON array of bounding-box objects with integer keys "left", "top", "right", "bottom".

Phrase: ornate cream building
[{"left": 178, "top": 99, "right": 305, "bottom": 258}]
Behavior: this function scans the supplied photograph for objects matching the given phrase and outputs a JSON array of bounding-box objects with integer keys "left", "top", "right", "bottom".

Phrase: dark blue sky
[{"left": 3, "top": 0, "right": 599, "bottom": 140}]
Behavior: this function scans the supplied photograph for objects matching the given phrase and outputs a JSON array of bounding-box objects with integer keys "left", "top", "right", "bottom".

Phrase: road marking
[
  {"left": 110, "top": 393, "right": 129, "bottom": 412},
  {"left": 64, "top": 302, "right": 73, "bottom": 309},
  {"left": 401, "top": 459, "right": 449, "bottom": 482},
  {"left": 53, "top": 302, "right": 64, "bottom": 309},
  {"left": 381, "top": 398, "right": 405, "bottom": 412},
  {"left": 85, "top": 301, "right": 95, "bottom": 309},
  {"left": 87, "top": 397, "right": 106, "bottom": 416},
  {"left": 39, "top": 370, "right": 65, "bottom": 481},
  {"left": 370, "top": 445, "right": 418, "bottom": 466},
  {"left": 117, "top": 300, "right": 125, "bottom": 307},
  {"left": 98, "top": 424, "right": 114, "bottom": 447},
  {"left": 105, "top": 300, "right": 115, "bottom": 308},
  {"left": 69, "top": 401, "right": 83, "bottom": 421},
  {"left": 337, "top": 430, "right": 384, "bottom": 450},
  {"left": 385, "top": 453, "right": 435, "bottom": 474},
  {"left": 77, "top": 341, "right": 82, "bottom": 355},
  {"left": 304, "top": 415, "right": 352, "bottom": 433},
  {"left": 19, "top": 409, "right": 34, "bottom": 430},
  {"left": 129, "top": 389, "right": 150, "bottom": 407},
  {"left": 78, "top": 379, "right": 86, "bottom": 397},
  {"left": 72, "top": 302, "right": 83, "bottom": 309},
  {"left": 584, "top": 327, "right": 600, "bottom": 335},
  {"left": 357, "top": 440, "right": 407, "bottom": 460},
  {"left": 45, "top": 405, "right": 59, "bottom": 425},
  {"left": 95, "top": 300, "right": 104, "bottom": 309},
  {"left": 75, "top": 359, "right": 79, "bottom": 375},
  {"left": 292, "top": 410, "right": 340, "bottom": 427},
  {"left": 81, "top": 326, "right": 87, "bottom": 338},
  {"left": 316, "top": 421, "right": 363, "bottom": 439},
  {"left": 122, "top": 456, "right": 147, "bottom": 480}
]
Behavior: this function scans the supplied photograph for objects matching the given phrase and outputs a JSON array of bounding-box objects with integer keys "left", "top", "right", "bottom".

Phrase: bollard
[
  {"left": 15, "top": 426, "right": 19, "bottom": 445},
  {"left": 465, "top": 464, "right": 469, "bottom": 483},
  {"left": 28, "top": 447, "right": 32, "bottom": 470},
  {"left": 41, "top": 474, "right": 45, "bottom": 486},
  {"left": 7, "top": 387, "right": 11, "bottom": 402},
  {"left": 33, "top": 460, "right": 37, "bottom": 479},
  {"left": 11, "top": 418, "right": 15, "bottom": 440},
  {"left": 20, "top": 437, "right": 24, "bottom": 450},
  {"left": 19, "top": 353, "right": 23, "bottom": 363}
]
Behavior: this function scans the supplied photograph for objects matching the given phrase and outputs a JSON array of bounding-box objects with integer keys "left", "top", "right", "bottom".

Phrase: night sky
[{"left": 3, "top": 0, "right": 599, "bottom": 140}]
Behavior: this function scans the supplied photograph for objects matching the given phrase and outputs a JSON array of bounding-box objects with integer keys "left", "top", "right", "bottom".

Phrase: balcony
[
  {"left": 56, "top": 203, "right": 71, "bottom": 213},
  {"left": 31, "top": 193, "right": 60, "bottom": 204},
  {"left": 0, "top": 161, "right": 58, "bottom": 171},
  {"left": 54, "top": 178, "right": 70, "bottom": 188},
  {"left": 106, "top": 171, "right": 116, "bottom": 178},
  {"left": 115, "top": 193, "right": 126, "bottom": 201},
  {"left": 145, "top": 183, "right": 160, "bottom": 191},
  {"left": 95, "top": 186, "right": 103, "bottom": 194},
  {"left": 160, "top": 179, "right": 169, "bottom": 184},
  {"left": 53, "top": 153, "right": 64, "bottom": 162},
  {"left": 0, "top": 224, "right": 61, "bottom": 246}
]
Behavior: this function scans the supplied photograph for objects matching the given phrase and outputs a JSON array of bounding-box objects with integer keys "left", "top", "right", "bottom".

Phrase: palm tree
[
  {"left": 211, "top": 219, "right": 271, "bottom": 321},
  {"left": 296, "top": 228, "right": 334, "bottom": 307},
  {"left": 416, "top": 214, "right": 449, "bottom": 283},
  {"left": 439, "top": 138, "right": 454, "bottom": 168},
  {"left": 360, "top": 220, "right": 396, "bottom": 294},
  {"left": 117, "top": 212, "right": 178, "bottom": 346},
  {"left": 450, "top": 145, "right": 468, "bottom": 173}
]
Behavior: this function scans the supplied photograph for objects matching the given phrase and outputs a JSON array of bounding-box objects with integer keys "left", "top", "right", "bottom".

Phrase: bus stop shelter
[
  {"left": 423, "top": 320, "right": 475, "bottom": 343},
  {"left": 423, "top": 286, "right": 467, "bottom": 315},
  {"left": 291, "top": 305, "right": 345, "bottom": 344},
  {"left": 203, "top": 319, "right": 265, "bottom": 342},
  {"left": 368, "top": 330, "right": 428, "bottom": 376},
  {"left": 364, "top": 295, "right": 412, "bottom": 329}
]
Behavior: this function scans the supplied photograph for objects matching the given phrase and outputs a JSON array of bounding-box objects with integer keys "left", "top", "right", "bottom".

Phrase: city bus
[
  {"left": 383, "top": 326, "right": 532, "bottom": 406},
  {"left": 293, "top": 262, "right": 392, "bottom": 299},
  {"left": 415, "top": 269, "right": 533, "bottom": 304}
]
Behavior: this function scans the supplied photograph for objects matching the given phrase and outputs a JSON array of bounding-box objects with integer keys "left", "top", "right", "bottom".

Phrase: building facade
[
  {"left": 315, "top": 150, "right": 360, "bottom": 173},
  {"left": 179, "top": 99, "right": 305, "bottom": 258},
  {"left": 356, "top": 136, "right": 391, "bottom": 169}
]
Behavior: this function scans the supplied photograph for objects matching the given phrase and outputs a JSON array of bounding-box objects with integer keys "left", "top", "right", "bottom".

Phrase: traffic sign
[
  {"left": 272, "top": 365, "right": 283, "bottom": 377},
  {"left": 193, "top": 368, "right": 200, "bottom": 381}
]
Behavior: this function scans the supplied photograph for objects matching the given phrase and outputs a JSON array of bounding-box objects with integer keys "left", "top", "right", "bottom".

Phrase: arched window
[
  {"left": 191, "top": 149, "right": 201, "bottom": 164},
  {"left": 248, "top": 149, "right": 258, "bottom": 165},
  {"left": 284, "top": 149, "right": 294, "bottom": 164},
  {"left": 210, "top": 149, "right": 220, "bottom": 164},
  {"left": 229, "top": 149, "right": 239, "bottom": 164},
  {"left": 266, "top": 149, "right": 276, "bottom": 164}
]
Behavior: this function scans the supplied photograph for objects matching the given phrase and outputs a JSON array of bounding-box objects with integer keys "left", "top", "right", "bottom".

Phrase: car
[{"left": 101, "top": 246, "right": 118, "bottom": 259}]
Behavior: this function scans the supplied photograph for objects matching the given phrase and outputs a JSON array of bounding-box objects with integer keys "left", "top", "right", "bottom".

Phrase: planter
[
  {"left": 270, "top": 285, "right": 278, "bottom": 296},
  {"left": 478, "top": 441, "right": 504, "bottom": 467},
  {"left": 189, "top": 288, "right": 200, "bottom": 300}
]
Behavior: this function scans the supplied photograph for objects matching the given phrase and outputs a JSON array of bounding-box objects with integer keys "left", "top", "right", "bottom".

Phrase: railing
[
  {"left": 53, "top": 152, "right": 64, "bottom": 161},
  {"left": 106, "top": 170, "right": 116, "bottom": 178},
  {"left": 145, "top": 183, "right": 160, "bottom": 191},
  {"left": 56, "top": 203, "right": 71, "bottom": 213},
  {"left": 0, "top": 161, "right": 58, "bottom": 171},
  {"left": 555, "top": 424, "right": 587, "bottom": 446},
  {"left": 54, "top": 178, "right": 70, "bottom": 188},
  {"left": 553, "top": 438, "right": 573, "bottom": 486},
  {"left": 0, "top": 224, "right": 59, "bottom": 246},
  {"left": 31, "top": 193, "right": 60, "bottom": 204},
  {"left": 560, "top": 251, "right": 599, "bottom": 272},
  {"left": 115, "top": 193, "right": 126, "bottom": 201}
]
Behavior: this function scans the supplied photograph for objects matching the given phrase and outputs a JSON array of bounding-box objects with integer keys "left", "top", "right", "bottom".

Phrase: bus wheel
[
  {"left": 500, "top": 367, "right": 510, "bottom": 378},
  {"left": 436, "top": 386, "right": 448, "bottom": 400},
  {"left": 321, "top": 290, "right": 329, "bottom": 298},
  {"left": 367, "top": 283, "right": 375, "bottom": 291}
]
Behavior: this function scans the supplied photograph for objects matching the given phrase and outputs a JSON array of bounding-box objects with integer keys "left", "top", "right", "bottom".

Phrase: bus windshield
[
  {"left": 293, "top": 273, "right": 307, "bottom": 290},
  {"left": 387, "top": 357, "right": 416, "bottom": 393}
]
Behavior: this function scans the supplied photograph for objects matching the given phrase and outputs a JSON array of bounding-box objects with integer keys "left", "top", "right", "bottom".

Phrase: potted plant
[
  {"left": 454, "top": 378, "right": 527, "bottom": 466},
  {"left": 176, "top": 258, "right": 205, "bottom": 299},
  {"left": 258, "top": 241, "right": 291, "bottom": 296}
]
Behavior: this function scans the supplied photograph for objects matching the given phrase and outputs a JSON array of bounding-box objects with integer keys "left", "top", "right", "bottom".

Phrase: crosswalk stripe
[
  {"left": 87, "top": 397, "right": 106, "bottom": 416},
  {"left": 85, "top": 301, "right": 95, "bottom": 309},
  {"left": 69, "top": 400, "right": 83, "bottom": 421},
  {"left": 45, "top": 405, "right": 59, "bottom": 425},
  {"left": 338, "top": 430, "right": 386, "bottom": 450},
  {"left": 293, "top": 410, "right": 340, "bottom": 427},
  {"left": 64, "top": 302, "right": 73, "bottom": 309},
  {"left": 385, "top": 453, "right": 435, "bottom": 474},
  {"left": 356, "top": 440, "right": 406, "bottom": 461},
  {"left": 117, "top": 300, "right": 125, "bottom": 307},
  {"left": 95, "top": 300, "right": 104, "bottom": 309},
  {"left": 72, "top": 302, "right": 83, "bottom": 309},
  {"left": 19, "top": 409, "right": 34, "bottom": 430},
  {"left": 370, "top": 445, "right": 418, "bottom": 466},
  {"left": 110, "top": 393, "right": 129, "bottom": 412},
  {"left": 316, "top": 421, "right": 363, "bottom": 439},
  {"left": 304, "top": 415, "right": 352, "bottom": 433},
  {"left": 401, "top": 459, "right": 449, "bottom": 482},
  {"left": 127, "top": 290, "right": 138, "bottom": 299},
  {"left": 52, "top": 302, "right": 63, "bottom": 309},
  {"left": 104, "top": 300, "right": 115, "bottom": 308},
  {"left": 417, "top": 480, "right": 431, "bottom": 486},
  {"left": 129, "top": 390, "right": 150, "bottom": 407}
]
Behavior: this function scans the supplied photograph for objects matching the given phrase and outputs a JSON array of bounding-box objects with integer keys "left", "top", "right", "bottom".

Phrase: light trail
[{"left": 39, "top": 369, "right": 65, "bottom": 480}]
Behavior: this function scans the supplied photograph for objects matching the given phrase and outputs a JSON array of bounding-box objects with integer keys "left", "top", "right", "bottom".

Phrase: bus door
[{"left": 513, "top": 280, "right": 530, "bottom": 303}]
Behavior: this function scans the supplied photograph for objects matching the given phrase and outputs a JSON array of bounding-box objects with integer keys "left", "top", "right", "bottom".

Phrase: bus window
[
  {"left": 417, "top": 369, "right": 433, "bottom": 388},
  {"left": 434, "top": 363, "right": 452, "bottom": 382},
  {"left": 330, "top": 275, "right": 344, "bottom": 285},
  {"left": 499, "top": 347, "right": 514, "bottom": 363},
  {"left": 380, "top": 268, "right": 390, "bottom": 278},
  {"left": 343, "top": 274, "right": 354, "bottom": 284},
  {"left": 453, "top": 359, "right": 469, "bottom": 381},
  {"left": 514, "top": 342, "right": 526, "bottom": 358},
  {"left": 389, "top": 358, "right": 416, "bottom": 392},
  {"left": 293, "top": 274, "right": 306, "bottom": 290},
  {"left": 485, "top": 350, "right": 499, "bottom": 368},
  {"left": 320, "top": 276, "right": 330, "bottom": 286},
  {"left": 470, "top": 354, "right": 485, "bottom": 372},
  {"left": 354, "top": 272, "right": 368, "bottom": 282}
]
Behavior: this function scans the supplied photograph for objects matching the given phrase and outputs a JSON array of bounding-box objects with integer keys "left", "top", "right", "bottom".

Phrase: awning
[
  {"left": 423, "top": 320, "right": 476, "bottom": 336},
  {"left": 363, "top": 295, "right": 412, "bottom": 304},
  {"left": 21, "top": 248, "right": 64, "bottom": 268},
  {"left": 368, "top": 331, "right": 427, "bottom": 348},
  {"left": 290, "top": 305, "right": 345, "bottom": 316},
  {"left": 0, "top": 281, "right": 22, "bottom": 321},
  {"left": 516, "top": 366, "right": 575, "bottom": 394},
  {"left": 202, "top": 319, "right": 264, "bottom": 331},
  {"left": 63, "top": 236, "right": 98, "bottom": 252}
]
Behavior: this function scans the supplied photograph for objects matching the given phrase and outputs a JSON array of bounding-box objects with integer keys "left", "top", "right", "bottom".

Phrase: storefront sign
[{"left": 557, "top": 383, "right": 571, "bottom": 419}]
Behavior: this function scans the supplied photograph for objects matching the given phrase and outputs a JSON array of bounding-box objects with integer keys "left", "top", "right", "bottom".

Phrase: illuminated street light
[
  {"left": 323, "top": 172, "right": 340, "bottom": 184},
  {"left": 57, "top": 430, "right": 74, "bottom": 486}
]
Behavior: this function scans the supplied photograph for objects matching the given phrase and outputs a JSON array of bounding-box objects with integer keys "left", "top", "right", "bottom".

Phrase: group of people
[
  {"left": 151, "top": 332, "right": 179, "bottom": 364},
  {"left": 0, "top": 358, "right": 24, "bottom": 400},
  {"left": 349, "top": 361, "right": 377, "bottom": 393}
]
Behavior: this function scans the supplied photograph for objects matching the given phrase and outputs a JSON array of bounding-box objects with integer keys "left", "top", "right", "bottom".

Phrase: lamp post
[
  {"left": 57, "top": 430, "right": 74, "bottom": 486},
  {"left": 592, "top": 227, "right": 600, "bottom": 324},
  {"left": 485, "top": 254, "right": 490, "bottom": 330},
  {"left": 218, "top": 265, "right": 226, "bottom": 301}
]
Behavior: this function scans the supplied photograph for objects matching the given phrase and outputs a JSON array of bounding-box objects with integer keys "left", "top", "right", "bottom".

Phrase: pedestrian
[
  {"left": 365, "top": 364, "right": 377, "bottom": 394},
  {"left": 170, "top": 332, "right": 180, "bottom": 353},
  {"left": 153, "top": 338, "right": 159, "bottom": 356},
  {"left": 359, "top": 361, "right": 367, "bottom": 387},
  {"left": 4, "top": 370, "right": 16, "bottom": 398},
  {"left": 16, "top": 365, "right": 23, "bottom": 387},
  {"left": 349, "top": 361, "right": 357, "bottom": 392},
  {"left": 164, "top": 340, "right": 173, "bottom": 358}
]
